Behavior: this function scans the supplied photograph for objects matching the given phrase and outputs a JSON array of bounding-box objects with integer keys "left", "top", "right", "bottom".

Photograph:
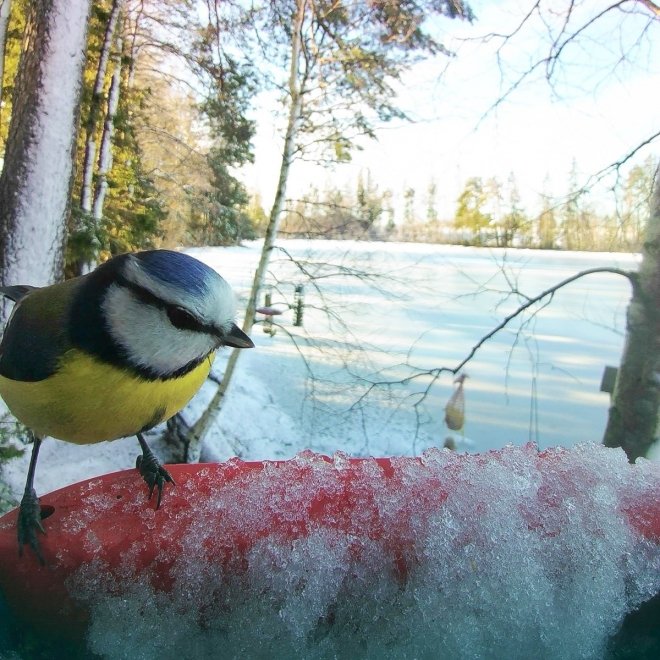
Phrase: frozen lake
[
  {"left": 192, "top": 240, "right": 640, "bottom": 458},
  {"left": 2, "top": 240, "right": 644, "bottom": 503}
]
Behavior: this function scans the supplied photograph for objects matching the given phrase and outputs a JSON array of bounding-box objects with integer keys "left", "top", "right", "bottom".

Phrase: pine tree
[{"left": 454, "top": 177, "right": 491, "bottom": 245}]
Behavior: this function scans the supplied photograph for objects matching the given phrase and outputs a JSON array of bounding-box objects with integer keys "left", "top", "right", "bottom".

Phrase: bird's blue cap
[{"left": 135, "top": 250, "right": 221, "bottom": 294}]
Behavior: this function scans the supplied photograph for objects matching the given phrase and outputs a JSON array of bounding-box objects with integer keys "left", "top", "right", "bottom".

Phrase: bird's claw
[
  {"left": 17, "top": 487, "right": 46, "bottom": 565},
  {"left": 136, "top": 451, "right": 175, "bottom": 509}
]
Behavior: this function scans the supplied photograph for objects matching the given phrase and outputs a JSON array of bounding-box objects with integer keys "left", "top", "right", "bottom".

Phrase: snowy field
[
  {"left": 1, "top": 240, "right": 649, "bottom": 500},
  {"left": 194, "top": 240, "right": 641, "bottom": 457}
]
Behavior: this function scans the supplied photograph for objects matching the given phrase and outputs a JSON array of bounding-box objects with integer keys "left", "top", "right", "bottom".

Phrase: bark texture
[
  {"left": 80, "top": 0, "right": 122, "bottom": 214},
  {"left": 603, "top": 169, "right": 660, "bottom": 461},
  {"left": 0, "top": 0, "right": 12, "bottom": 109},
  {"left": 0, "top": 0, "right": 90, "bottom": 302}
]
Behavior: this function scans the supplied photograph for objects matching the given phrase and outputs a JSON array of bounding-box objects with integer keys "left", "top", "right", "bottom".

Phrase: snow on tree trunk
[
  {"left": 175, "top": 0, "right": 308, "bottom": 463},
  {"left": 603, "top": 168, "right": 660, "bottom": 461},
  {"left": 0, "top": 0, "right": 91, "bottom": 300}
]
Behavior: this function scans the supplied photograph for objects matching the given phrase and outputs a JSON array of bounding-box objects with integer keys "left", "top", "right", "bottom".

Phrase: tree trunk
[
  {"left": 91, "top": 26, "right": 123, "bottom": 230},
  {"left": 603, "top": 169, "right": 660, "bottom": 461},
  {"left": 0, "top": 0, "right": 12, "bottom": 111},
  {"left": 172, "top": 0, "right": 308, "bottom": 462},
  {"left": 0, "top": 0, "right": 91, "bottom": 316},
  {"left": 80, "top": 0, "right": 122, "bottom": 215}
]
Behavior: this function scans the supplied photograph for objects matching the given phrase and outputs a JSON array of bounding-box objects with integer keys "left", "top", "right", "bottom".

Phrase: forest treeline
[
  {"left": 280, "top": 157, "right": 657, "bottom": 252},
  {"left": 0, "top": 0, "right": 653, "bottom": 271},
  {"left": 1, "top": 0, "right": 261, "bottom": 272}
]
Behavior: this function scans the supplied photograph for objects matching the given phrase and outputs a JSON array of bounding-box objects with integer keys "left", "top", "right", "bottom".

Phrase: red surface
[{"left": 0, "top": 452, "right": 658, "bottom": 641}]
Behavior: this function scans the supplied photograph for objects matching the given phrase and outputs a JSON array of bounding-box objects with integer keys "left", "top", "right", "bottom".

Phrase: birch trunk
[
  {"left": 603, "top": 169, "right": 660, "bottom": 461},
  {"left": 0, "top": 0, "right": 91, "bottom": 320},
  {"left": 91, "top": 29, "right": 122, "bottom": 225},
  {"left": 178, "top": 0, "right": 308, "bottom": 462},
  {"left": 80, "top": 0, "right": 122, "bottom": 214}
]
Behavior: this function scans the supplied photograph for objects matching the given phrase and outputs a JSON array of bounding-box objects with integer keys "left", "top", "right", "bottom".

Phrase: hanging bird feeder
[
  {"left": 256, "top": 291, "right": 285, "bottom": 336},
  {"left": 293, "top": 284, "right": 304, "bottom": 327},
  {"left": 444, "top": 372, "right": 468, "bottom": 432}
]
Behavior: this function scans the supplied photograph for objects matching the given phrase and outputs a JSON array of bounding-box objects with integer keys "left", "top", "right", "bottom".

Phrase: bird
[{"left": 0, "top": 249, "right": 254, "bottom": 563}]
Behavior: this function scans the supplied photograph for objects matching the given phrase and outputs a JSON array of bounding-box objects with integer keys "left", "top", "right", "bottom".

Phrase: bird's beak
[{"left": 222, "top": 323, "right": 254, "bottom": 349}]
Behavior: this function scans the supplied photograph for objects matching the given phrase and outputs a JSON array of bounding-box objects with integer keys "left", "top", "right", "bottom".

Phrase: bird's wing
[
  {"left": 0, "top": 285, "right": 38, "bottom": 302},
  {"left": 0, "top": 282, "right": 75, "bottom": 382}
]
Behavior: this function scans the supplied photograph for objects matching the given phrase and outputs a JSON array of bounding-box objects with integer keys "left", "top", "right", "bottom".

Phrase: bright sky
[{"left": 244, "top": 0, "right": 660, "bottom": 219}]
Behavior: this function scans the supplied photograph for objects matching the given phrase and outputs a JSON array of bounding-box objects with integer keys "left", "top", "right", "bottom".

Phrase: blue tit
[{"left": 0, "top": 249, "right": 254, "bottom": 563}]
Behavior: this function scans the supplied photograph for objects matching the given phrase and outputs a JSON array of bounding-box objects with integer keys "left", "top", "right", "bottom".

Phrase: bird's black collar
[{"left": 69, "top": 257, "right": 208, "bottom": 381}]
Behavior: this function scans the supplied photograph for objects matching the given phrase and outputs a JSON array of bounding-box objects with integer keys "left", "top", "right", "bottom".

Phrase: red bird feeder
[{"left": 0, "top": 445, "right": 658, "bottom": 653}]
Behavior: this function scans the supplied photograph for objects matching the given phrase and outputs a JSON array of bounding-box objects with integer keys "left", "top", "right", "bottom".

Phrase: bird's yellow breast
[{"left": 0, "top": 349, "right": 215, "bottom": 444}]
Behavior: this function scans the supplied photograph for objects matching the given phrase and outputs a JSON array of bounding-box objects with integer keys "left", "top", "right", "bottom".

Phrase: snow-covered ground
[{"left": 1, "top": 240, "right": 653, "bottom": 502}]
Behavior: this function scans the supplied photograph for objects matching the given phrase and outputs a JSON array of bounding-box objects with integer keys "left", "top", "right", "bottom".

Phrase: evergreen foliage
[
  {"left": 0, "top": 0, "right": 26, "bottom": 150},
  {"left": 454, "top": 177, "right": 492, "bottom": 245},
  {"left": 185, "top": 148, "right": 256, "bottom": 246},
  {"left": 186, "top": 49, "right": 257, "bottom": 245},
  {"left": 69, "top": 76, "right": 168, "bottom": 269}
]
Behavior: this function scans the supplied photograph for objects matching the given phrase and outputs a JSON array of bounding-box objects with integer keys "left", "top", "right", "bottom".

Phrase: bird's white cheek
[{"left": 103, "top": 287, "right": 216, "bottom": 375}]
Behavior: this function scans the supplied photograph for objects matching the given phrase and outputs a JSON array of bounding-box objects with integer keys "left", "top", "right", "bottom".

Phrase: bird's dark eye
[{"left": 166, "top": 306, "right": 201, "bottom": 332}]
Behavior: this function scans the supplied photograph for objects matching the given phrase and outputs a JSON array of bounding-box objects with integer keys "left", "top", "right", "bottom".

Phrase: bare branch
[
  {"left": 638, "top": 0, "right": 660, "bottom": 15},
  {"left": 349, "top": 266, "right": 638, "bottom": 420},
  {"left": 453, "top": 266, "right": 636, "bottom": 375}
]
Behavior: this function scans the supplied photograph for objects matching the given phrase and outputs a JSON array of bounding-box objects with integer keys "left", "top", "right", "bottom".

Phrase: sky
[{"left": 243, "top": 0, "right": 660, "bottom": 219}]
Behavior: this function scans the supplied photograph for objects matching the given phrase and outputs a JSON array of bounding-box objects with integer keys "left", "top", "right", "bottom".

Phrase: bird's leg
[
  {"left": 17, "top": 433, "right": 46, "bottom": 565},
  {"left": 135, "top": 433, "right": 175, "bottom": 509}
]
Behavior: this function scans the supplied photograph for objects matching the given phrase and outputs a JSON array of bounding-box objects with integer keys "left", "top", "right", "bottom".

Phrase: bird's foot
[
  {"left": 17, "top": 488, "right": 46, "bottom": 565},
  {"left": 136, "top": 445, "right": 175, "bottom": 509}
]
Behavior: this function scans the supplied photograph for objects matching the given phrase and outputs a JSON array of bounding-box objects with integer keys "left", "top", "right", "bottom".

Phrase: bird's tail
[{"left": 0, "top": 285, "right": 36, "bottom": 303}]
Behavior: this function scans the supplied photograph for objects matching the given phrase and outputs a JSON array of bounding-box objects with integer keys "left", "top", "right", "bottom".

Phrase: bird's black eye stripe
[
  {"left": 166, "top": 306, "right": 202, "bottom": 332},
  {"left": 115, "top": 274, "right": 166, "bottom": 308},
  {"left": 115, "top": 274, "right": 208, "bottom": 334}
]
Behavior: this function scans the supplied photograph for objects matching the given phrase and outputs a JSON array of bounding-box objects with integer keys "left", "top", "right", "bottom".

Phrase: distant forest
[
  {"left": 0, "top": 1, "right": 654, "bottom": 264},
  {"left": 277, "top": 156, "right": 657, "bottom": 252}
]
